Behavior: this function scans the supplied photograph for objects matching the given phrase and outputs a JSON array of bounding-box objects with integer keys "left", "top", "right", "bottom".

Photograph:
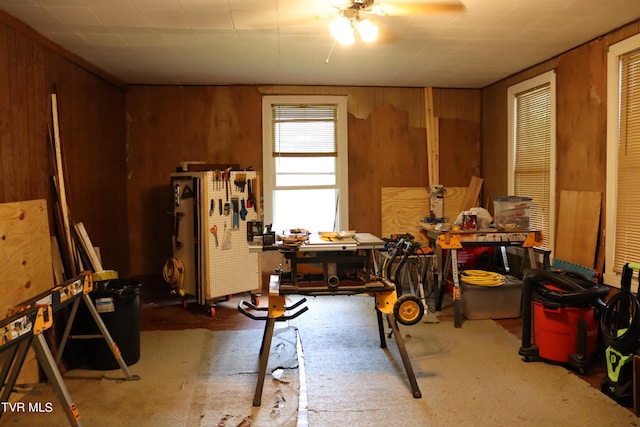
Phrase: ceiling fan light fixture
[
  {"left": 356, "top": 19, "right": 378, "bottom": 42},
  {"left": 330, "top": 16, "right": 355, "bottom": 45}
]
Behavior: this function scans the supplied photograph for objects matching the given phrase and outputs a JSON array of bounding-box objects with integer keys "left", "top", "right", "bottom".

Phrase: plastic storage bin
[
  {"left": 460, "top": 275, "right": 523, "bottom": 320},
  {"left": 493, "top": 196, "right": 532, "bottom": 230}
]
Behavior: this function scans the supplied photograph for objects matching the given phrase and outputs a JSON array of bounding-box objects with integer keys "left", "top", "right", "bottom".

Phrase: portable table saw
[{"left": 242, "top": 232, "right": 424, "bottom": 406}]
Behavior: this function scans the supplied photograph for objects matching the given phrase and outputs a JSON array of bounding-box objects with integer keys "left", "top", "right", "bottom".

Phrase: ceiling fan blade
[{"left": 377, "top": 1, "right": 466, "bottom": 16}]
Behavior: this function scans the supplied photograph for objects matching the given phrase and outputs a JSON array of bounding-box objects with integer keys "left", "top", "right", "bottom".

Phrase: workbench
[
  {"left": 420, "top": 225, "right": 544, "bottom": 328},
  {"left": 242, "top": 232, "right": 424, "bottom": 405}
]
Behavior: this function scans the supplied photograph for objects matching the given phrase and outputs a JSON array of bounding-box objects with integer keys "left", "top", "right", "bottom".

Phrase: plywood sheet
[
  {"left": 444, "top": 187, "right": 469, "bottom": 222},
  {"left": 554, "top": 190, "right": 601, "bottom": 268},
  {"left": 381, "top": 186, "right": 469, "bottom": 239},
  {"left": 0, "top": 199, "right": 53, "bottom": 383},
  {"left": 381, "top": 187, "right": 429, "bottom": 239},
  {"left": 462, "top": 176, "right": 483, "bottom": 210}
]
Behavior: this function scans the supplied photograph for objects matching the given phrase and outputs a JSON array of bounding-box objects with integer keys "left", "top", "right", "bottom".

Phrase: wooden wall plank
[
  {"left": 127, "top": 86, "right": 480, "bottom": 275},
  {"left": 0, "top": 18, "right": 129, "bottom": 277},
  {"left": 438, "top": 118, "right": 481, "bottom": 188},
  {"left": 0, "top": 24, "right": 13, "bottom": 202}
]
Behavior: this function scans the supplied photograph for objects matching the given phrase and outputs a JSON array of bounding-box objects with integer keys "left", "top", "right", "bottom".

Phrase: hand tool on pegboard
[
  {"left": 224, "top": 169, "right": 230, "bottom": 215},
  {"left": 210, "top": 225, "right": 219, "bottom": 248},
  {"left": 240, "top": 199, "right": 248, "bottom": 220},
  {"left": 247, "top": 179, "right": 256, "bottom": 211},
  {"left": 234, "top": 173, "right": 247, "bottom": 192},
  {"left": 232, "top": 197, "right": 240, "bottom": 229}
]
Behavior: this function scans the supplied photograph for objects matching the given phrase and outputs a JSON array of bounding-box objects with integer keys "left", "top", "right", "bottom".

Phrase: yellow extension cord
[
  {"left": 460, "top": 270, "right": 505, "bottom": 287},
  {"left": 162, "top": 257, "right": 186, "bottom": 297}
]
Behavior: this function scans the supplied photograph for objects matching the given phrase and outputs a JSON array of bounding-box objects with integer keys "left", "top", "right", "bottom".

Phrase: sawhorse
[
  {"left": 0, "top": 272, "right": 139, "bottom": 426},
  {"left": 238, "top": 274, "right": 422, "bottom": 407}
]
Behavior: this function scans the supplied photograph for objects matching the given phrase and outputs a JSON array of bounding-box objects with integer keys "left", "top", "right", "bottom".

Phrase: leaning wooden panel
[
  {"left": 443, "top": 187, "right": 469, "bottom": 223},
  {"left": 554, "top": 190, "right": 601, "bottom": 268},
  {"left": 381, "top": 187, "right": 430, "bottom": 239},
  {"left": 0, "top": 199, "right": 53, "bottom": 383}
]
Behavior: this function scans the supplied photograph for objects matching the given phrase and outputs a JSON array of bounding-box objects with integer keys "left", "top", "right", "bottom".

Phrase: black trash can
[{"left": 85, "top": 278, "right": 142, "bottom": 370}]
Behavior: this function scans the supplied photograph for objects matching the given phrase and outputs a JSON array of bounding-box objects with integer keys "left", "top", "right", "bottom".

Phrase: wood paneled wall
[
  {"left": 481, "top": 20, "right": 640, "bottom": 269},
  {"left": 0, "top": 12, "right": 129, "bottom": 278},
  {"left": 126, "top": 85, "right": 481, "bottom": 276}
]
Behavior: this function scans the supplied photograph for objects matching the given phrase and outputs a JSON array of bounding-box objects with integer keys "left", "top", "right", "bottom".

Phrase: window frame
[
  {"left": 262, "top": 95, "right": 349, "bottom": 231},
  {"left": 506, "top": 70, "right": 557, "bottom": 253},
  {"left": 604, "top": 33, "right": 640, "bottom": 288}
]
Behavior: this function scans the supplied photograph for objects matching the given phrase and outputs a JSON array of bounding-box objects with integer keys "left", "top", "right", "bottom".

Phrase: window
[
  {"left": 507, "top": 70, "right": 556, "bottom": 251},
  {"left": 605, "top": 34, "right": 640, "bottom": 287},
  {"left": 262, "top": 95, "right": 349, "bottom": 234}
]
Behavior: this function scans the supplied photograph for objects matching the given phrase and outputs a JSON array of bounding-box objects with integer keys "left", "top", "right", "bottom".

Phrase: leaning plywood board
[
  {"left": 554, "top": 190, "right": 601, "bottom": 268},
  {"left": 443, "top": 187, "right": 469, "bottom": 223},
  {"left": 381, "top": 187, "right": 429, "bottom": 239},
  {"left": 381, "top": 186, "right": 469, "bottom": 239},
  {"left": 0, "top": 199, "right": 53, "bottom": 384},
  {"left": 461, "top": 176, "right": 483, "bottom": 211}
]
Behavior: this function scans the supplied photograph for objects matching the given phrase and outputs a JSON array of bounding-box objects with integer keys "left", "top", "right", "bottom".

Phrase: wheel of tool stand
[
  {"left": 182, "top": 298, "right": 188, "bottom": 310},
  {"left": 393, "top": 294, "right": 424, "bottom": 326},
  {"left": 251, "top": 294, "right": 260, "bottom": 306},
  {"left": 209, "top": 306, "right": 216, "bottom": 317}
]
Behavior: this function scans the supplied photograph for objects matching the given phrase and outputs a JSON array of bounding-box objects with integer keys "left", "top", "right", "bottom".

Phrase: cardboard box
[{"left": 461, "top": 275, "right": 523, "bottom": 320}]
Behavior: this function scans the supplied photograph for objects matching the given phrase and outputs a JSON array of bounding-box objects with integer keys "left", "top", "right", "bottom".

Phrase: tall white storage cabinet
[{"left": 170, "top": 170, "right": 261, "bottom": 314}]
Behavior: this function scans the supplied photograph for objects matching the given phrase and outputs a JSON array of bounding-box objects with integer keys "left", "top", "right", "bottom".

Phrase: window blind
[
  {"left": 514, "top": 84, "right": 552, "bottom": 248},
  {"left": 272, "top": 104, "right": 337, "bottom": 157},
  {"left": 614, "top": 49, "right": 640, "bottom": 273}
]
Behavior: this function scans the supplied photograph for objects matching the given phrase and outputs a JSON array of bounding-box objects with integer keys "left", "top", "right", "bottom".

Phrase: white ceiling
[{"left": 2, "top": 0, "right": 640, "bottom": 88}]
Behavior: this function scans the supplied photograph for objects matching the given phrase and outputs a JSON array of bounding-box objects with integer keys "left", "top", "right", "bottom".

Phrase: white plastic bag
[{"left": 454, "top": 207, "right": 493, "bottom": 229}]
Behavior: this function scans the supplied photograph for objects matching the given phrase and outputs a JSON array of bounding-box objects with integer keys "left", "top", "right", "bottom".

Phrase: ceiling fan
[{"left": 327, "top": 0, "right": 466, "bottom": 46}]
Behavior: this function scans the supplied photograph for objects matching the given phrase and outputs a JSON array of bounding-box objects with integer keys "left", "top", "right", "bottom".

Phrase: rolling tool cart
[
  {"left": 600, "top": 262, "right": 640, "bottom": 407},
  {"left": 168, "top": 169, "right": 261, "bottom": 316},
  {"left": 519, "top": 269, "right": 609, "bottom": 373}
]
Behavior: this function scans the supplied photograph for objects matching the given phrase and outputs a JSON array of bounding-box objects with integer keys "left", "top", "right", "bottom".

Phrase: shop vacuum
[
  {"left": 519, "top": 268, "right": 609, "bottom": 374},
  {"left": 599, "top": 262, "right": 640, "bottom": 407}
]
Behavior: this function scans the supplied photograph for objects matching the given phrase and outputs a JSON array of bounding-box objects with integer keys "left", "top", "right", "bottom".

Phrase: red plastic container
[{"left": 533, "top": 301, "right": 597, "bottom": 362}]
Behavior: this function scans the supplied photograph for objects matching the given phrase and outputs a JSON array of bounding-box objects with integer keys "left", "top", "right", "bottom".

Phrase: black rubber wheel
[{"left": 393, "top": 294, "right": 424, "bottom": 326}]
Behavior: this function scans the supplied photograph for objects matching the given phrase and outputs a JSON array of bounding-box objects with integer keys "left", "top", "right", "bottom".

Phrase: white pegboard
[{"left": 202, "top": 170, "right": 260, "bottom": 302}]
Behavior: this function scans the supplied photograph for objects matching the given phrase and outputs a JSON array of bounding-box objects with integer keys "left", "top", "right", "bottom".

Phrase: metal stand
[
  {"left": 0, "top": 305, "right": 83, "bottom": 426},
  {"left": 238, "top": 274, "right": 422, "bottom": 406},
  {"left": 0, "top": 273, "right": 139, "bottom": 426},
  {"left": 430, "top": 230, "right": 543, "bottom": 328}
]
